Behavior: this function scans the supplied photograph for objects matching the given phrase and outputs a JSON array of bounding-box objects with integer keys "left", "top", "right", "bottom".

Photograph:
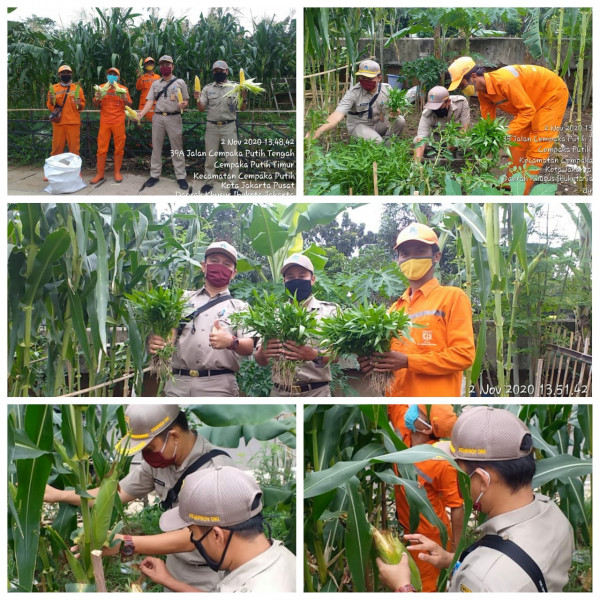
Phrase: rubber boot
[
  {"left": 114, "top": 154, "right": 123, "bottom": 183},
  {"left": 90, "top": 155, "right": 106, "bottom": 184}
]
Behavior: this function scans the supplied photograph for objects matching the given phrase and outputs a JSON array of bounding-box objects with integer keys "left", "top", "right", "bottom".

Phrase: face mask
[
  {"left": 205, "top": 262, "right": 234, "bottom": 288},
  {"left": 107, "top": 74, "right": 118, "bottom": 84},
  {"left": 359, "top": 79, "right": 377, "bottom": 91},
  {"left": 145, "top": 64, "right": 154, "bottom": 71},
  {"left": 399, "top": 257, "right": 434, "bottom": 281},
  {"left": 469, "top": 468, "right": 490, "bottom": 512},
  {"left": 213, "top": 72, "right": 227, "bottom": 83},
  {"left": 160, "top": 65, "right": 173, "bottom": 77},
  {"left": 142, "top": 432, "right": 177, "bottom": 468},
  {"left": 433, "top": 107, "right": 449, "bottom": 118},
  {"left": 462, "top": 84, "right": 476, "bottom": 97},
  {"left": 60, "top": 74, "right": 72, "bottom": 84},
  {"left": 404, "top": 404, "right": 431, "bottom": 432},
  {"left": 190, "top": 528, "right": 234, "bottom": 572},
  {"left": 285, "top": 278, "right": 313, "bottom": 302}
]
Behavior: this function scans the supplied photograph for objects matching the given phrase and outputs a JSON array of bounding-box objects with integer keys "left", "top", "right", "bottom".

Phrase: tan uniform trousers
[
  {"left": 151, "top": 113, "right": 186, "bottom": 179},
  {"left": 204, "top": 121, "right": 239, "bottom": 187},
  {"left": 270, "top": 384, "right": 331, "bottom": 398},
  {"left": 351, "top": 116, "right": 405, "bottom": 144},
  {"left": 164, "top": 373, "right": 239, "bottom": 397}
]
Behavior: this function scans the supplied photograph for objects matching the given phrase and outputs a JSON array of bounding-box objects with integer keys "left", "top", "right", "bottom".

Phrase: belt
[
  {"left": 273, "top": 381, "right": 329, "bottom": 394},
  {"left": 157, "top": 111, "right": 180, "bottom": 116},
  {"left": 208, "top": 120, "right": 235, "bottom": 126},
  {"left": 172, "top": 368, "right": 235, "bottom": 377}
]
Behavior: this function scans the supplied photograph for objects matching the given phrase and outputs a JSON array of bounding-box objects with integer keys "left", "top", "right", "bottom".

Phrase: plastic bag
[{"left": 44, "top": 153, "right": 87, "bottom": 194}]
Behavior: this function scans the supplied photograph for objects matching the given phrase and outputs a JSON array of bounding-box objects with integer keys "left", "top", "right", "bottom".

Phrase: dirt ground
[{"left": 402, "top": 101, "right": 592, "bottom": 195}]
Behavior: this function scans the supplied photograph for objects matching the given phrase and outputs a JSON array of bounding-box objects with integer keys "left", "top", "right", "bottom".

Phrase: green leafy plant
[
  {"left": 317, "top": 303, "right": 413, "bottom": 394},
  {"left": 231, "top": 291, "right": 319, "bottom": 390},
  {"left": 125, "top": 286, "right": 188, "bottom": 383},
  {"left": 384, "top": 88, "right": 414, "bottom": 114}
]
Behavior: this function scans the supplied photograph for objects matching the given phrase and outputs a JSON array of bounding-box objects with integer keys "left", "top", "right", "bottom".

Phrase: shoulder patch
[{"left": 460, "top": 584, "right": 472, "bottom": 592}]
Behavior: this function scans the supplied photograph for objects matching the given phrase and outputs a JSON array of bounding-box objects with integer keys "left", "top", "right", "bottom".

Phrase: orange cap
[
  {"left": 425, "top": 405, "right": 457, "bottom": 439},
  {"left": 106, "top": 67, "right": 120, "bottom": 76},
  {"left": 143, "top": 57, "right": 155, "bottom": 64},
  {"left": 58, "top": 65, "right": 72, "bottom": 73}
]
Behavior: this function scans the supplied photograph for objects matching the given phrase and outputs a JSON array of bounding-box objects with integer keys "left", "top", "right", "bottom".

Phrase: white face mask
[{"left": 469, "top": 468, "right": 490, "bottom": 511}]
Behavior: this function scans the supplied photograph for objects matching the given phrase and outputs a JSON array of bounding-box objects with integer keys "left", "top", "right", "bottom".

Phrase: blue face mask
[
  {"left": 404, "top": 404, "right": 431, "bottom": 432},
  {"left": 107, "top": 74, "right": 118, "bottom": 84}
]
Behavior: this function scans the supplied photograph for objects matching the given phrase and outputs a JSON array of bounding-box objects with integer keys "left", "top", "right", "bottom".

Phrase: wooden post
[
  {"left": 91, "top": 549, "right": 107, "bottom": 592},
  {"left": 373, "top": 161, "right": 378, "bottom": 195},
  {"left": 574, "top": 337, "right": 590, "bottom": 397},
  {"left": 535, "top": 359, "right": 544, "bottom": 397}
]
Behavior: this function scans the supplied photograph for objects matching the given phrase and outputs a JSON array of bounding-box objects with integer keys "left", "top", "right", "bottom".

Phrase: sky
[{"left": 10, "top": 5, "right": 296, "bottom": 31}]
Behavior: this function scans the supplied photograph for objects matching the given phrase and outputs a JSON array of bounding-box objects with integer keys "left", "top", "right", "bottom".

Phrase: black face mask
[
  {"left": 285, "top": 279, "right": 312, "bottom": 302},
  {"left": 213, "top": 72, "right": 227, "bottom": 83},
  {"left": 190, "top": 528, "right": 234, "bottom": 572},
  {"left": 433, "top": 107, "right": 449, "bottom": 118},
  {"left": 60, "top": 74, "right": 72, "bottom": 84}
]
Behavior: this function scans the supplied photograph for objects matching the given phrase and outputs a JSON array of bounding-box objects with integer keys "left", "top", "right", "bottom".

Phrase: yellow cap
[
  {"left": 447, "top": 56, "right": 475, "bottom": 91},
  {"left": 394, "top": 223, "right": 439, "bottom": 249}
]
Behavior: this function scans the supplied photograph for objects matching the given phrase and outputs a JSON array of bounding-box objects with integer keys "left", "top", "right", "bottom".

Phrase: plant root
[{"left": 368, "top": 371, "right": 394, "bottom": 396}]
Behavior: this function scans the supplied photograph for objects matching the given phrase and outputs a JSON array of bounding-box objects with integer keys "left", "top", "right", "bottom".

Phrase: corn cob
[
  {"left": 139, "top": 58, "right": 144, "bottom": 69},
  {"left": 48, "top": 83, "right": 56, "bottom": 102},
  {"left": 371, "top": 527, "right": 422, "bottom": 591},
  {"left": 195, "top": 75, "right": 201, "bottom": 93},
  {"left": 177, "top": 88, "right": 184, "bottom": 104},
  {"left": 223, "top": 72, "right": 265, "bottom": 110},
  {"left": 239, "top": 68, "right": 245, "bottom": 85},
  {"left": 74, "top": 83, "right": 80, "bottom": 101},
  {"left": 125, "top": 105, "right": 139, "bottom": 121},
  {"left": 94, "top": 83, "right": 109, "bottom": 98}
]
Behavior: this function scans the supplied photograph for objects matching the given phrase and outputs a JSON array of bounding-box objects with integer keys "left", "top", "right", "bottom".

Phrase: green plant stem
[
  {"left": 19, "top": 304, "right": 33, "bottom": 396},
  {"left": 304, "top": 550, "right": 315, "bottom": 592}
]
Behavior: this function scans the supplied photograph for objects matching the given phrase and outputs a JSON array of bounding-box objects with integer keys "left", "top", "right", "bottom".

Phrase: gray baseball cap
[
  {"left": 356, "top": 60, "right": 380, "bottom": 78},
  {"left": 450, "top": 406, "right": 532, "bottom": 461},
  {"left": 212, "top": 60, "right": 229, "bottom": 71},
  {"left": 281, "top": 253, "right": 314, "bottom": 275},
  {"left": 425, "top": 86, "right": 450, "bottom": 110},
  {"left": 159, "top": 466, "right": 263, "bottom": 530},
  {"left": 115, "top": 404, "right": 181, "bottom": 455},
  {"left": 205, "top": 241, "right": 238, "bottom": 264},
  {"left": 158, "top": 55, "right": 174, "bottom": 64}
]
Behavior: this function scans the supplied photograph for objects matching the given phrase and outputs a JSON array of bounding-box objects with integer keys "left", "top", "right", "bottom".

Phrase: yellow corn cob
[
  {"left": 49, "top": 84, "right": 55, "bottom": 102},
  {"left": 239, "top": 68, "right": 245, "bottom": 85},
  {"left": 177, "top": 88, "right": 183, "bottom": 104},
  {"left": 195, "top": 76, "right": 201, "bottom": 93},
  {"left": 139, "top": 58, "right": 143, "bottom": 69},
  {"left": 124, "top": 105, "right": 139, "bottom": 120},
  {"left": 74, "top": 84, "right": 80, "bottom": 101},
  {"left": 371, "top": 527, "right": 422, "bottom": 591}
]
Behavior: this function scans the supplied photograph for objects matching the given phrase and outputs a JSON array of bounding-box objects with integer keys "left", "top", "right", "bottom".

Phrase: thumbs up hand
[{"left": 209, "top": 320, "right": 232, "bottom": 349}]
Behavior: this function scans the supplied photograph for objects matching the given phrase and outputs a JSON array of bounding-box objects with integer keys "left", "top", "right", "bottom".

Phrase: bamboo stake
[
  {"left": 373, "top": 161, "right": 378, "bottom": 195},
  {"left": 574, "top": 336, "right": 590, "bottom": 397},
  {"left": 91, "top": 550, "right": 107, "bottom": 592},
  {"left": 559, "top": 331, "right": 574, "bottom": 396},
  {"left": 535, "top": 358, "right": 544, "bottom": 397},
  {"left": 61, "top": 367, "right": 151, "bottom": 397}
]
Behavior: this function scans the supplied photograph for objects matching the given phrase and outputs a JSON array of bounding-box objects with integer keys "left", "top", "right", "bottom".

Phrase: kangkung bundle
[
  {"left": 231, "top": 291, "right": 318, "bottom": 390},
  {"left": 318, "top": 303, "right": 412, "bottom": 395},
  {"left": 371, "top": 526, "right": 422, "bottom": 591},
  {"left": 126, "top": 286, "right": 188, "bottom": 383}
]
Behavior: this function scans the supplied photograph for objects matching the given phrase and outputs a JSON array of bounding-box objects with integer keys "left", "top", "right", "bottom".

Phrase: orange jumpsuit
[
  {"left": 388, "top": 407, "right": 463, "bottom": 592},
  {"left": 136, "top": 72, "right": 160, "bottom": 120},
  {"left": 386, "top": 278, "right": 474, "bottom": 397},
  {"left": 477, "top": 65, "right": 569, "bottom": 187},
  {"left": 95, "top": 83, "right": 132, "bottom": 159},
  {"left": 46, "top": 83, "right": 86, "bottom": 156}
]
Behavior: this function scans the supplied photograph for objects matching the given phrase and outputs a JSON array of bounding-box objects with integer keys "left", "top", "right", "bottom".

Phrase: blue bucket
[{"left": 387, "top": 74, "right": 403, "bottom": 89}]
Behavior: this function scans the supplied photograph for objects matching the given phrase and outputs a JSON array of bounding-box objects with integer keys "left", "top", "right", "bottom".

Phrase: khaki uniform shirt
[
  {"left": 336, "top": 82, "right": 394, "bottom": 134},
  {"left": 217, "top": 541, "right": 296, "bottom": 593},
  {"left": 119, "top": 432, "right": 233, "bottom": 589},
  {"left": 415, "top": 95, "right": 470, "bottom": 141},
  {"left": 146, "top": 76, "right": 189, "bottom": 114},
  {"left": 172, "top": 287, "right": 249, "bottom": 372},
  {"left": 200, "top": 82, "right": 238, "bottom": 122},
  {"left": 450, "top": 494, "right": 573, "bottom": 592},
  {"left": 270, "top": 296, "right": 339, "bottom": 385}
]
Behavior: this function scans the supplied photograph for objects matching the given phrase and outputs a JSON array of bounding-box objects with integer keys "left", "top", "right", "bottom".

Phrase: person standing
[
  {"left": 388, "top": 404, "right": 464, "bottom": 592},
  {"left": 414, "top": 86, "right": 470, "bottom": 161},
  {"left": 147, "top": 241, "right": 255, "bottom": 397},
  {"left": 254, "top": 253, "right": 338, "bottom": 397},
  {"left": 447, "top": 56, "right": 569, "bottom": 194},
  {"left": 194, "top": 60, "right": 246, "bottom": 195},
  {"left": 136, "top": 57, "right": 160, "bottom": 121},
  {"left": 309, "top": 60, "right": 406, "bottom": 144},
  {"left": 138, "top": 55, "right": 189, "bottom": 190},
  {"left": 90, "top": 67, "right": 132, "bottom": 184},
  {"left": 358, "top": 223, "right": 475, "bottom": 396},
  {"left": 46, "top": 65, "right": 86, "bottom": 160}
]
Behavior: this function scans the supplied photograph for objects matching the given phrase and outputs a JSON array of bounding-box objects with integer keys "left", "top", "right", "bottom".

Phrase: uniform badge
[{"left": 460, "top": 584, "right": 472, "bottom": 592}]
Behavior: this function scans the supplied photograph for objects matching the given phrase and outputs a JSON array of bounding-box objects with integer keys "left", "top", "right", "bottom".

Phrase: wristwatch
[
  {"left": 228, "top": 335, "right": 240, "bottom": 351},
  {"left": 395, "top": 584, "right": 416, "bottom": 593},
  {"left": 120, "top": 535, "right": 135, "bottom": 558},
  {"left": 312, "top": 353, "right": 325, "bottom": 366}
]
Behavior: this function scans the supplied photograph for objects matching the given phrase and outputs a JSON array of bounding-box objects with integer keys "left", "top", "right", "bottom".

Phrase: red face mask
[
  {"left": 205, "top": 263, "right": 234, "bottom": 288},
  {"left": 359, "top": 79, "right": 378, "bottom": 91},
  {"left": 142, "top": 432, "right": 177, "bottom": 468},
  {"left": 160, "top": 65, "right": 173, "bottom": 77}
]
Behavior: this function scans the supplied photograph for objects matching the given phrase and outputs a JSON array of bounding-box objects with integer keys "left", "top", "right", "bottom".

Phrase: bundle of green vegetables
[
  {"left": 317, "top": 303, "right": 412, "bottom": 395},
  {"left": 385, "top": 87, "right": 413, "bottom": 115},
  {"left": 125, "top": 286, "right": 188, "bottom": 384},
  {"left": 230, "top": 290, "right": 318, "bottom": 391},
  {"left": 371, "top": 526, "right": 422, "bottom": 591}
]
